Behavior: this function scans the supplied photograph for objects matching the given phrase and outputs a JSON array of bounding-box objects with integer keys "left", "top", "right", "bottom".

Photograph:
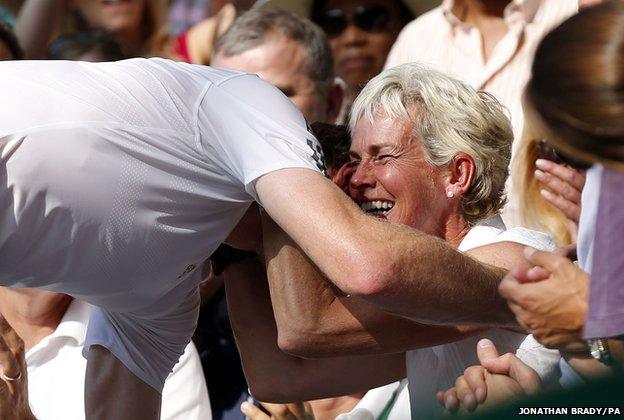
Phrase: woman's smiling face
[{"left": 346, "top": 113, "right": 452, "bottom": 237}]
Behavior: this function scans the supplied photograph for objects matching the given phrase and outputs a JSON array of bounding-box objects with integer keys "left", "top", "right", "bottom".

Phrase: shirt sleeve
[
  {"left": 83, "top": 279, "right": 200, "bottom": 393},
  {"left": 196, "top": 74, "right": 327, "bottom": 202},
  {"left": 584, "top": 166, "right": 624, "bottom": 339}
]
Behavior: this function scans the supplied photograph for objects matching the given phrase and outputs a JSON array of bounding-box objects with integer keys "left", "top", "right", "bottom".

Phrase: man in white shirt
[
  {"left": 0, "top": 58, "right": 525, "bottom": 418},
  {"left": 0, "top": 287, "right": 211, "bottom": 420}
]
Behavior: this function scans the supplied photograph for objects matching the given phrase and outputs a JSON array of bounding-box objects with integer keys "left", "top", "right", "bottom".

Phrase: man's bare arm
[
  {"left": 85, "top": 346, "right": 161, "bottom": 420},
  {"left": 261, "top": 214, "right": 481, "bottom": 357},
  {"left": 224, "top": 259, "right": 406, "bottom": 403},
  {"left": 255, "top": 168, "right": 515, "bottom": 326}
]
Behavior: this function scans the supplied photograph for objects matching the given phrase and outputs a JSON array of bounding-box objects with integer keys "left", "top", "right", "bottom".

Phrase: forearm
[
  {"left": 224, "top": 259, "right": 405, "bottom": 402},
  {"left": 16, "top": 0, "right": 65, "bottom": 59},
  {"left": 85, "top": 345, "right": 161, "bottom": 420},
  {"left": 263, "top": 214, "right": 480, "bottom": 357},
  {"left": 256, "top": 169, "right": 515, "bottom": 326}
]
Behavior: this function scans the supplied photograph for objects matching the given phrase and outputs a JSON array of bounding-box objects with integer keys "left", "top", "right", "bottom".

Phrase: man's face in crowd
[
  {"left": 319, "top": 0, "right": 405, "bottom": 92},
  {"left": 213, "top": 33, "right": 330, "bottom": 123},
  {"left": 347, "top": 114, "right": 450, "bottom": 236}
]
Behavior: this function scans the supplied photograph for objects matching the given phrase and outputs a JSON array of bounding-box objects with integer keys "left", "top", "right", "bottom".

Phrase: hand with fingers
[
  {"left": 240, "top": 400, "right": 315, "bottom": 420},
  {"left": 534, "top": 159, "right": 586, "bottom": 241},
  {"left": 0, "top": 316, "right": 35, "bottom": 420},
  {"left": 437, "top": 339, "right": 541, "bottom": 415},
  {"left": 499, "top": 247, "right": 590, "bottom": 353}
]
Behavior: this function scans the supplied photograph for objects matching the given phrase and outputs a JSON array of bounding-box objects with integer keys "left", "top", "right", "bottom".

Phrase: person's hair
[
  {"left": 213, "top": 9, "right": 334, "bottom": 92},
  {"left": 0, "top": 21, "right": 23, "bottom": 59},
  {"left": 60, "top": 0, "right": 169, "bottom": 57},
  {"left": 525, "top": 0, "right": 624, "bottom": 168},
  {"left": 47, "top": 30, "right": 126, "bottom": 61},
  {"left": 350, "top": 63, "right": 513, "bottom": 226},
  {"left": 514, "top": 123, "right": 572, "bottom": 246},
  {"left": 310, "top": 122, "right": 351, "bottom": 169}
]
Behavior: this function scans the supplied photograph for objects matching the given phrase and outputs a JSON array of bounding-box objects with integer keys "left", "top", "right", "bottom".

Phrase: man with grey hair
[
  {"left": 212, "top": 9, "right": 343, "bottom": 124},
  {"left": 226, "top": 63, "right": 557, "bottom": 419}
]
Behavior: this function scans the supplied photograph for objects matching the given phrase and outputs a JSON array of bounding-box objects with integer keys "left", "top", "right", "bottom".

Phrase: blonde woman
[
  {"left": 16, "top": 0, "right": 169, "bottom": 58},
  {"left": 514, "top": 120, "right": 587, "bottom": 246}
]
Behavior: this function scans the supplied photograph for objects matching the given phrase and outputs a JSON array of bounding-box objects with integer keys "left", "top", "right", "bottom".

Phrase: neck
[
  {"left": 443, "top": 212, "right": 470, "bottom": 248},
  {"left": 461, "top": 0, "right": 511, "bottom": 21},
  {"left": 118, "top": 26, "right": 145, "bottom": 55},
  {"left": 0, "top": 287, "right": 72, "bottom": 351}
]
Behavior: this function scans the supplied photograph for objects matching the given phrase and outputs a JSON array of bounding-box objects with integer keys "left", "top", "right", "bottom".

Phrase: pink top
[{"left": 385, "top": 0, "right": 578, "bottom": 226}]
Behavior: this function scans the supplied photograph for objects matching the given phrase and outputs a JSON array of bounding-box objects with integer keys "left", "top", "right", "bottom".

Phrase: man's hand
[
  {"left": 499, "top": 247, "right": 589, "bottom": 352},
  {"left": 0, "top": 316, "right": 35, "bottom": 420},
  {"left": 437, "top": 339, "right": 540, "bottom": 414},
  {"left": 241, "top": 400, "right": 314, "bottom": 420},
  {"left": 534, "top": 159, "right": 585, "bottom": 241}
]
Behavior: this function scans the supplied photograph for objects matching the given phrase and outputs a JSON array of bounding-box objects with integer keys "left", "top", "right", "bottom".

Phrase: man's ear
[
  {"left": 326, "top": 77, "right": 345, "bottom": 124},
  {"left": 446, "top": 153, "right": 475, "bottom": 198}
]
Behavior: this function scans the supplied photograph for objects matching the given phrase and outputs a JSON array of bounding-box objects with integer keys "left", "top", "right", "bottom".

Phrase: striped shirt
[{"left": 385, "top": 0, "right": 578, "bottom": 226}]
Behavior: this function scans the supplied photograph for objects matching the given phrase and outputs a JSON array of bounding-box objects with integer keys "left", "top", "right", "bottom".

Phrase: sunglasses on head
[
  {"left": 536, "top": 139, "right": 591, "bottom": 170},
  {"left": 314, "top": 4, "right": 393, "bottom": 37}
]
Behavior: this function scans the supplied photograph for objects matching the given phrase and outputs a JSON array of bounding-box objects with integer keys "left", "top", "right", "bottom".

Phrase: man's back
[{"left": 0, "top": 58, "right": 322, "bottom": 391}]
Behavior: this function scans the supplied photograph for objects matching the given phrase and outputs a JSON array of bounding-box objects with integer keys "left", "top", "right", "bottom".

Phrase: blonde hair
[
  {"left": 350, "top": 63, "right": 513, "bottom": 226},
  {"left": 59, "top": 0, "right": 169, "bottom": 57},
  {"left": 514, "top": 117, "right": 573, "bottom": 246}
]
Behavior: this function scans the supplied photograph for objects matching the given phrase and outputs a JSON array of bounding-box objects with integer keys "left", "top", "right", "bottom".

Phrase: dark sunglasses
[
  {"left": 314, "top": 4, "right": 393, "bottom": 37},
  {"left": 536, "top": 139, "right": 591, "bottom": 170}
]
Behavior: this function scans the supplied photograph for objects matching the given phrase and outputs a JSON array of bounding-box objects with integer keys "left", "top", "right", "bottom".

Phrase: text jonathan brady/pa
[{"left": 518, "top": 407, "right": 621, "bottom": 415}]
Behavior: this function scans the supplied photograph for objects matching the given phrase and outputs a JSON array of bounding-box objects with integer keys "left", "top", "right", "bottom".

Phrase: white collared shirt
[{"left": 26, "top": 299, "right": 212, "bottom": 420}]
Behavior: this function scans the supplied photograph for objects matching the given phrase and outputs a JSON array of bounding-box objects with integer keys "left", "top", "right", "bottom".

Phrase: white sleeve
[
  {"left": 197, "top": 74, "right": 326, "bottom": 202},
  {"left": 161, "top": 342, "right": 212, "bottom": 420},
  {"left": 515, "top": 335, "right": 561, "bottom": 384},
  {"left": 83, "top": 283, "right": 200, "bottom": 393},
  {"left": 491, "top": 227, "right": 557, "bottom": 252}
]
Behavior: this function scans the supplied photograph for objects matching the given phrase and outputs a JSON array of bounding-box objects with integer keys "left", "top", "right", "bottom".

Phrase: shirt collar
[
  {"left": 442, "top": 0, "right": 541, "bottom": 27},
  {"left": 26, "top": 299, "right": 91, "bottom": 359}
]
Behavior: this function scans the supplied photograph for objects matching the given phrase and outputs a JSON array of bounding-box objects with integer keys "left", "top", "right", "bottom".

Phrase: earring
[{"left": 446, "top": 190, "right": 454, "bottom": 198}]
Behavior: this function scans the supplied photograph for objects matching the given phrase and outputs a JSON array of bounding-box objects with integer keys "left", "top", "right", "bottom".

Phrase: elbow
[
  {"left": 277, "top": 324, "right": 330, "bottom": 358},
  {"left": 338, "top": 252, "right": 398, "bottom": 298}
]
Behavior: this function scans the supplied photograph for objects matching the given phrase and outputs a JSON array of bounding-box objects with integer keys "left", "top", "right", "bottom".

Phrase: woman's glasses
[{"left": 314, "top": 4, "right": 393, "bottom": 37}]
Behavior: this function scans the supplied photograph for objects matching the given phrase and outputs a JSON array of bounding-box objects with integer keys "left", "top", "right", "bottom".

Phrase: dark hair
[
  {"left": 310, "top": 122, "right": 351, "bottom": 169},
  {"left": 525, "top": 0, "right": 624, "bottom": 167},
  {"left": 0, "top": 22, "right": 23, "bottom": 59},
  {"left": 47, "top": 30, "right": 127, "bottom": 61},
  {"left": 311, "top": 0, "right": 415, "bottom": 27},
  {"left": 214, "top": 9, "right": 334, "bottom": 91}
]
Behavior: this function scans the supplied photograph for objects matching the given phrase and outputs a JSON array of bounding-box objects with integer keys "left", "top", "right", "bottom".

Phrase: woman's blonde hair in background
[{"left": 514, "top": 117, "right": 573, "bottom": 246}]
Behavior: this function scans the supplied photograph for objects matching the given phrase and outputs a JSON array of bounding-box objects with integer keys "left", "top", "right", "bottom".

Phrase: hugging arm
[{"left": 255, "top": 168, "right": 515, "bottom": 326}]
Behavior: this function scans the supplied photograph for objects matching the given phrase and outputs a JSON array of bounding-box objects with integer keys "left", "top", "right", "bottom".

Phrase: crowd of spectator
[{"left": 0, "top": 0, "right": 622, "bottom": 419}]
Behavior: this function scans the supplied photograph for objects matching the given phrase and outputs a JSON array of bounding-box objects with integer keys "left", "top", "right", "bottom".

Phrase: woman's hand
[
  {"left": 499, "top": 248, "right": 590, "bottom": 353},
  {"left": 437, "top": 339, "right": 540, "bottom": 414},
  {"left": 535, "top": 159, "right": 586, "bottom": 241},
  {"left": 0, "top": 315, "right": 35, "bottom": 420}
]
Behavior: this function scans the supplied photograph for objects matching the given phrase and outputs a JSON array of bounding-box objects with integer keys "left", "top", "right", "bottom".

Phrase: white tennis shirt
[{"left": 0, "top": 58, "right": 324, "bottom": 391}]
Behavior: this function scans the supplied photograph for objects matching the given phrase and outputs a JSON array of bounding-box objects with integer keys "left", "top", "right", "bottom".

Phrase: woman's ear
[{"left": 446, "top": 153, "right": 475, "bottom": 198}]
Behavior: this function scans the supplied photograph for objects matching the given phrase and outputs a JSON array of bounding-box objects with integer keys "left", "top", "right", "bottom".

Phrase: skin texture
[
  {"left": 213, "top": 32, "right": 343, "bottom": 124},
  {"left": 499, "top": 248, "right": 589, "bottom": 353},
  {"left": 322, "top": 0, "right": 405, "bottom": 93}
]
